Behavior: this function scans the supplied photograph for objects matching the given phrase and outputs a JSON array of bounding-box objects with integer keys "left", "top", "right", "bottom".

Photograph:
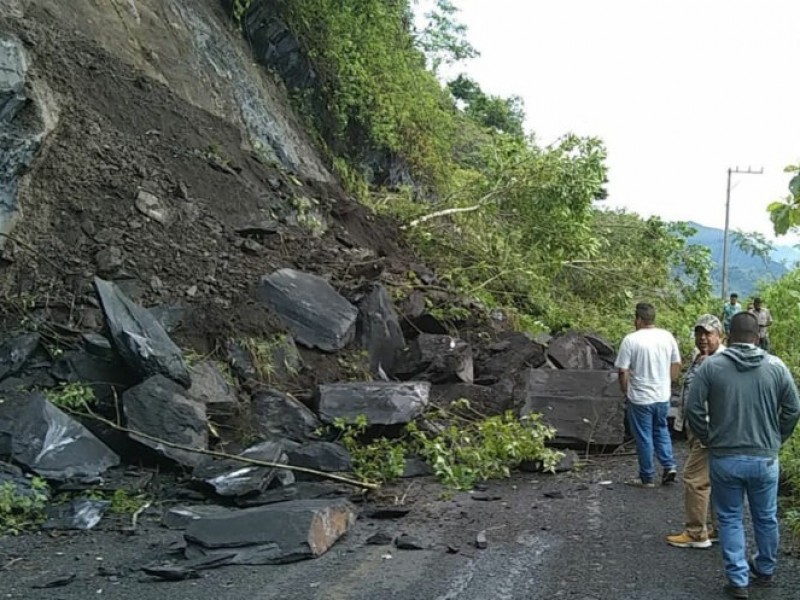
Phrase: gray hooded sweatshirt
[{"left": 686, "top": 343, "right": 800, "bottom": 457}]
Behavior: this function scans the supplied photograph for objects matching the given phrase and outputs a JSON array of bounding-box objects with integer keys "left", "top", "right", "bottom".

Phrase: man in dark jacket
[{"left": 686, "top": 312, "right": 800, "bottom": 599}]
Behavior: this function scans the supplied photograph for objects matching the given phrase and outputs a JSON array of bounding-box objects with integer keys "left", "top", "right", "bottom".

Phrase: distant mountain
[{"left": 685, "top": 221, "right": 800, "bottom": 297}]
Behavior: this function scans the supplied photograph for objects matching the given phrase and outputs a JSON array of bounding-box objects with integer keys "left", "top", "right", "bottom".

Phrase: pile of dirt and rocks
[{"left": 0, "top": 0, "right": 627, "bottom": 581}]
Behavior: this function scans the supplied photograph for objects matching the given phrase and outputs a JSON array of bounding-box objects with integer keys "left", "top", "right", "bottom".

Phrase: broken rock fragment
[
  {"left": 286, "top": 441, "right": 352, "bottom": 474},
  {"left": 193, "top": 440, "right": 293, "bottom": 497},
  {"left": 0, "top": 392, "right": 119, "bottom": 480},
  {"left": 0, "top": 332, "right": 40, "bottom": 381},
  {"left": 187, "top": 360, "right": 238, "bottom": 419},
  {"left": 474, "top": 332, "right": 546, "bottom": 383},
  {"left": 356, "top": 283, "right": 405, "bottom": 374},
  {"left": 316, "top": 382, "right": 431, "bottom": 426},
  {"left": 256, "top": 268, "right": 358, "bottom": 352},
  {"left": 184, "top": 498, "right": 357, "bottom": 564},
  {"left": 251, "top": 389, "right": 321, "bottom": 443},
  {"left": 94, "top": 278, "right": 190, "bottom": 386},
  {"left": 393, "top": 334, "right": 473, "bottom": 383},
  {"left": 122, "top": 375, "right": 208, "bottom": 468},
  {"left": 162, "top": 505, "right": 235, "bottom": 530},
  {"left": 547, "top": 331, "right": 611, "bottom": 370}
]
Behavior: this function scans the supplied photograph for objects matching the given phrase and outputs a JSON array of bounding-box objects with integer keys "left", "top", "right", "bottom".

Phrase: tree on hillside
[
  {"left": 447, "top": 75, "right": 526, "bottom": 137},
  {"left": 414, "top": 0, "right": 479, "bottom": 72}
]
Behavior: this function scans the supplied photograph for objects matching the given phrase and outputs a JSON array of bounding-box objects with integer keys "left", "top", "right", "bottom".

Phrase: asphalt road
[{"left": 3, "top": 442, "right": 799, "bottom": 600}]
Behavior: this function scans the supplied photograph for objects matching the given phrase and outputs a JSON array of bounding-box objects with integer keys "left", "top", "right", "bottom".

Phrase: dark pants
[{"left": 758, "top": 337, "right": 770, "bottom": 352}]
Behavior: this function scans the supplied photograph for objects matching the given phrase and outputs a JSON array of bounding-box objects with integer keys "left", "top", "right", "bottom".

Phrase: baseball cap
[{"left": 694, "top": 314, "right": 722, "bottom": 334}]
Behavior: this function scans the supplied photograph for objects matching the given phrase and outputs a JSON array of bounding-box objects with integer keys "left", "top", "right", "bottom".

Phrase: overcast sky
[{"left": 444, "top": 0, "right": 800, "bottom": 243}]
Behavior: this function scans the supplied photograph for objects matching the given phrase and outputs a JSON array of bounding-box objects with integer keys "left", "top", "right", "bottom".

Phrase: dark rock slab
[
  {"left": 226, "top": 339, "right": 258, "bottom": 383},
  {"left": 0, "top": 392, "right": 119, "bottom": 480},
  {"left": 393, "top": 334, "right": 473, "bottom": 383},
  {"left": 184, "top": 498, "right": 357, "bottom": 564},
  {"left": 256, "top": 268, "right": 358, "bottom": 352},
  {"left": 547, "top": 331, "right": 610, "bottom": 370},
  {"left": 366, "top": 530, "right": 393, "bottom": 546},
  {"left": 94, "top": 278, "right": 190, "bottom": 386},
  {"left": 251, "top": 389, "right": 321, "bottom": 443},
  {"left": 585, "top": 333, "right": 616, "bottom": 367},
  {"left": 122, "top": 375, "right": 208, "bottom": 468},
  {"left": 235, "top": 481, "right": 351, "bottom": 508},
  {"left": 187, "top": 361, "right": 238, "bottom": 419},
  {"left": 395, "top": 533, "right": 425, "bottom": 550},
  {"left": 81, "top": 333, "right": 115, "bottom": 360},
  {"left": 431, "top": 381, "right": 514, "bottom": 417},
  {"left": 286, "top": 441, "right": 352, "bottom": 473},
  {"left": 0, "top": 333, "right": 40, "bottom": 381},
  {"left": 356, "top": 284, "right": 405, "bottom": 374},
  {"left": 401, "top": 456, "right": 433, "bottom": 478},
  {"left": 162, "top": 505, "right": 235, "bottom": 530},
  {"left": 193, "top": 440, "right": 293, "bottom": 497},
  {"left": 315, "top": 382, "right": 430, "bottom": 426},
  {"left": 50, "top": 349, "right": 136, "bottom": 406},
  {"left": 365, "top": 507, "right": 410, "bottom": 520},
  {"left": 475, "top": 332, "right": 546, "bottom": 383},
  {"left": 516, "top": 369, "right": 625, "bottom": 448}
]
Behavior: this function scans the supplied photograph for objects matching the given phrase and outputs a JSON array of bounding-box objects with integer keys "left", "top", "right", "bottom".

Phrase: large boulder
[
  {"left": 546, "top": 331, "right": 613, "bottom": 370},
  {"left": 0, "top": 392, "right": 119, "bottom": 481},
  {"left": 184, "top": 498, "right": 357, "bottom": 564},
  {"left": 122, "top": 375, "right": 208, "bottom": 468},
  {"left": 392, "top": 334, "right": 473, "bottom": 384},
  {"left": 474, "top": 332, "right": 546, "bottom": 383},
  {"left": 356, "top": 284, "right": 405, "bottom": 374},
  {"left": 516, "top": 369, "right": 625, "bottom": 448},
  {"left": 431, "top": 380, "right": 514, "bottom": 417},
  {"left": 94, "top": 278, "right": 190, "bottom": 386},
  {"left": 286, "top": 441, "right": 352, "bottom": 474},
  {"left": 315, "top": 382, "right": 430, "bottom": 426},
  {"left": 256, "top": 269, "right": 358, "bottom": 352}
]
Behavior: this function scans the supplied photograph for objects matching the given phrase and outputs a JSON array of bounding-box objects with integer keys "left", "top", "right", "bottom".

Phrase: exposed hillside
[{"left": 686, "top": 221, "right": 796, "bottom": 297}]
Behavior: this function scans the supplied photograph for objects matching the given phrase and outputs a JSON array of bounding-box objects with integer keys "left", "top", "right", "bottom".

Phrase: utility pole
[{"left": 721, "top": 166, "right": 764, "bottom": 300}]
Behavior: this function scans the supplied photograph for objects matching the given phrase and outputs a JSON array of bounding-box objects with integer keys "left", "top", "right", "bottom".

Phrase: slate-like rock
[
  {"left": 395, "top": 533, "right": 425, "bottom": 550},
  {"left": 516, "top": 369, "right": 625, "bottom": 448},
  {"left": 122, "top": 375, "right": 208, "bottom": 468},
  {"left": 94, "top": 278, "right": 190, "bottom": 386},
  {"left": 193, "top": 440, "right": 293, "bottom": 497},
  {"left": 184, "top": 498, "right": 357, "bottom": 564},
  {"left": 316, "top": 382, "right": 430, "bottom": 426},
  {"left": 251, "top": 389, "right": 321, "bottom": 443},
  {"left": 366, "top": 531, "right": 393, "bottom": 546},
  {"left": 256, "top": 268, "right": 358, "bottom": 352},
  {"left": 431, "top": 380, "right": 514, "bottom": 417},
  {"left": 50, "top": 349, "right": 136, "bottom": 405},
  {"left": 0, "top": 333, "right": 40, "bottom": 381},
  {"left": 43, "top": 498, "right": 110, "bottom": 530},
  {"left": 187, "top": 361, "right": 238, "bottom": 419},
  {"left": 393, "top": 334, "right": 473, "bottom": 383},
  {"left": 226, "top": 339, "right": 258, "bottom": 383},
  {"left": 0, "top": 392, "right": 119, "bottom": 480},
  {"left": 356, "top": 284, "right": 405, "bottom": 374},
  {"left": 547, "top": 331, "right": 609, "bottom": 370},
  {"left": 475, "top": 332, "right": 546, "bottom": 383},
  {"left": 81, "top": 333, "right": 115, "bottom": 360},
  {"left": 162, "top": 505, "right": 235, "bottom": 530},
  {"left": 286, "top": 441, "right": 352, "bottom": 473}
]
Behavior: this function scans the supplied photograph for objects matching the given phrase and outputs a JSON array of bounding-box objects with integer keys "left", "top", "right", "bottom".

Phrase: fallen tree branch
[
  {"left": 75, "top": 409, "right": 380, "bottom": 490},
  {"left": 403, "top": 205, "right": 481, "bottom": 229}
]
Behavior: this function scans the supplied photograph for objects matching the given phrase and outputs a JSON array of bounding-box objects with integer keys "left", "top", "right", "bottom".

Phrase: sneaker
[
  {"left": 723, "top": 583, "right": 749, "bottom": 599},
  {"left": 748, "top": 559, "right": 775, "bottom": 587},
  {"left": 662, "top": 468, "right": 678, "bottom": 484},
  {"left": 666, "top": 531, "right": 712, "bottom": 549},
  {"left": 707, "top": 527, "right": 719, "bottom": 543},
  {"left": 624, "top": 478, "right": 655, "bottom": 488}
]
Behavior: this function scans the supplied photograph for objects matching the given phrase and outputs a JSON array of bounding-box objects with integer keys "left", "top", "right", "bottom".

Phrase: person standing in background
[
  {"left": 615, "top": 302, "right": 681, "bottom": 488},
  {"left": 722, "top": 293, "right": 741, "bottom": 338},
  {"left": 748, "top": 297, "right": 773, "bottom": 352}
]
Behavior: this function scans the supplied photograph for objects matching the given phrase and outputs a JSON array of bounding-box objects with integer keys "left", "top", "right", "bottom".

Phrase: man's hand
[{"left": 618, "top": 369, "right": 629, "bottom": 397}]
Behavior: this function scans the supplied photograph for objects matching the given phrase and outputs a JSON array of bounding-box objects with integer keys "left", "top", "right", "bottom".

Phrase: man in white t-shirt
[{"left": 615, "top": 302, "right": 681, "bottom": 487}]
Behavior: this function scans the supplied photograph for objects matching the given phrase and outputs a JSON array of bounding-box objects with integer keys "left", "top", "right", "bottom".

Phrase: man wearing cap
[
  {"left": 686, "top": 312, "right": 800, "bottom": 599},
  {"left": 667, "top": 314, "right": 725, "bottom": 549},
  {"left": 748, "top": 297, "right": 773, "bottom": 352}
]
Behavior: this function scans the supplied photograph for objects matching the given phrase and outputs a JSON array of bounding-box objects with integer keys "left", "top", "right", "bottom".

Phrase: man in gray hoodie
[{"left": 686, "top": 312, "right": 800, "bottom": 599}]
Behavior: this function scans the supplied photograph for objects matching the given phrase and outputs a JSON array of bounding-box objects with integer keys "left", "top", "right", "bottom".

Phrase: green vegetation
[
  {"left": 45, "top": 382, "right": 95, "bottom": 411},
  {"left": 331, "top": 403, "right": 562, "bottom": 490},
  {"left": 0, "top": 478, "right": 49, "bottom": 535}
]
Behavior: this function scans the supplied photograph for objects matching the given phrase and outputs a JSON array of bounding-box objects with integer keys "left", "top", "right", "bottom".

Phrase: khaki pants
[{"left": 684, "top": 426, "right": 715, "bottom": 537}]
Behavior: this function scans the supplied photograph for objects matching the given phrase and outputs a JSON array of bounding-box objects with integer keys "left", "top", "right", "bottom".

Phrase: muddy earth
[{"left": 2, "top": 443, "right": 798, "bottom": 600}]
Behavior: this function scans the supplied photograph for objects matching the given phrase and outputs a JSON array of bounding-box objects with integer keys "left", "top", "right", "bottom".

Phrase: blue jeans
[
  {"left": 710, "top": 455, "right": 780, "bottom": 587},
  {"left": 626, "top": 400, "right": 676, "bottom": 482}
]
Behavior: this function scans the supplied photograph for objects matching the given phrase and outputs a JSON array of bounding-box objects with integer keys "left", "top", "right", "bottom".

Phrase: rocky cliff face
[{"left": 0, "top": 0, "right": 401, "bottom": 350}]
